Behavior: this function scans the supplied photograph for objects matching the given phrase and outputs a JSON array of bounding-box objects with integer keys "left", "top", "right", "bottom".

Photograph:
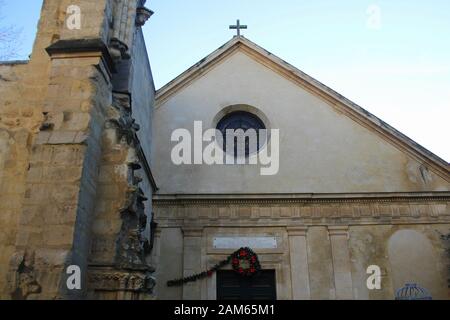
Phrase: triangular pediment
[
  {"left": 155, "top": 37, "right": 450, "bottom": 192},
  {"left": 155, "top": 36, "right": 449, "bottom": 183}
]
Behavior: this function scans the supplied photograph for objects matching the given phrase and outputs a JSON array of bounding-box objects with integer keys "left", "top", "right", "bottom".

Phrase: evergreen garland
[{"left": 167, "top": 247, "right": 261, "bottom": 287}]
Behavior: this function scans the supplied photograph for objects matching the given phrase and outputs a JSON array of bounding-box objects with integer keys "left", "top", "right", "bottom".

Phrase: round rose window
[{"left": 216, "top": 111, "right": 266, "bottom": 157}]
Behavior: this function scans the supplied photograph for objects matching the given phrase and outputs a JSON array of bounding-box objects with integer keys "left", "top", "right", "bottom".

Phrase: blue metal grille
[{"left": 395, "top": 283, "right": 432, "bottom": 300}]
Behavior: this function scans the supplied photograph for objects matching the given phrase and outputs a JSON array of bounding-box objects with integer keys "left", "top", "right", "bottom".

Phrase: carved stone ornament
[
  {"left": 89, "top": 268, "right": 155, "bottom": 293},
  {"left": 109, "top": 113, "right": 141, "bottom": 146},
  {"left": 109, "top": 37, "right": 130, "bottom": 61},
  {"left": 115, "top": 183, "right": 150, "bottom": 269},
  {"left": 10, "top": 252, "right": 42, "bottom": 300},
  {"left": 136, "top": 7, "right": 154, "bottom": 27},
  {"left": 106, "top": 90, "right": 153, "bottom": 290}
]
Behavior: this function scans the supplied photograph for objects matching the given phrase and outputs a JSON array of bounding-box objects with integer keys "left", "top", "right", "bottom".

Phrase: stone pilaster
[
  {"left": 13, "top": 43, "right": 113, "bottom": 299},
  {"left": 306, "top": 226, "right": 335, "bottom": 299},
  {"left": 157, "top": 227, "right": 183, "bottom": 300},
  {"left": 182, "top": 227, "right": 203, "bottom": 300},
  {"left": 287, "top": 227, "right": 310, "bottom": 299},
  {"left": 329, "top": 226, "right": 353, "bottom": 300},
  {"left": 149, "top": 228, "right": 162, "bottom": 270}
]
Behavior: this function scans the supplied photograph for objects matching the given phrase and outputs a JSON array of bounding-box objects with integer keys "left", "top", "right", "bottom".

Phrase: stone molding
[
  {"left": 153, "top": 192, "right": 450, "bottom": 205},
  {"left": 286, "top": 227, "right": 308, "bottom": 236},
  {"left": 45, "top": 39, "right": 116, "bottom": 73},
  {"left": 182, "top": 227, "right": 203, "bottom": 238},
  {"left": 328, "top": 226, "right": 349, "bottom": 237}
]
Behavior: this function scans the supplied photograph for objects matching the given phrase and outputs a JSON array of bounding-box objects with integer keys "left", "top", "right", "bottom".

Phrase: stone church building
[{"left": 0, "top": 1, "right": 449, "bottom": 300}]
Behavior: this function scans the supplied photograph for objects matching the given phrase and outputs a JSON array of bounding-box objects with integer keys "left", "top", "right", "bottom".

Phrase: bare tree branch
[{"left": 0, "top": 0, "right": 23, "bottom": 60}]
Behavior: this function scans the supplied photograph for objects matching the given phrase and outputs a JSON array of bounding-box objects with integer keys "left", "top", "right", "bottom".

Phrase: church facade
[
  {"left": 151, "top": 37, "right": 450, "bottom": 300},
  {"left": 0, "top": 0, "right": 448, "bottom": 300}
]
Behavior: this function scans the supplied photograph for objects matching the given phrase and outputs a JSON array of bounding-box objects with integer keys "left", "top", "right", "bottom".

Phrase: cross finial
[{"left": 229, "top": 19, "right": 247, "bottom": 37}]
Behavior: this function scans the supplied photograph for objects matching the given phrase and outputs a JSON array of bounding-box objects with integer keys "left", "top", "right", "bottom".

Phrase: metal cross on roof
[{"left": 229, "top": 19, "right": 247, "bottom": 37}]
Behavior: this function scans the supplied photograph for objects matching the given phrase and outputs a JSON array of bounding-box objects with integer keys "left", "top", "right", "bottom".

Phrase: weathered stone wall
[
  {"left": 129, "top": 29, "right": 156, "bottom": 261},
  {"left": 87, "top": 90, "right": 156, "bottom": 300},
  {"left": 349, "top": 224, "right": 449, "bottom": 299},
  {"left": 86, "top": 7, "right": 157, "bottom": 300},
  {"left": 0, "top": 61, "right": 36, "bottom": 299},
  {"left": 0, "top": 0, "right": 156, "bottom": 300},
  {"left": 0, "top": 0, "right": 61, "bottom": 296},
  {"left": 130, "top": 28, "right": 156, "bottom": 261},
  {"left": 131, "top": 29, "right": 155, "bottom": 167},
  {"left": 153, "top": 197, "right": 450, "bottom": 300}
]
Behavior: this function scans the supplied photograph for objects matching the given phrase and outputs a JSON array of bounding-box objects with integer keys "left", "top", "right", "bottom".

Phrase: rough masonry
[{"left": 0, "top": 0, "right": 157, "bottom": 300}]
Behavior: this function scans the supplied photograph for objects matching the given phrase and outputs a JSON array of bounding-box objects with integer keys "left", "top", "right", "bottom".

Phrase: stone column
[
  {"left": 329, "top": 226, "right": 353, "bottom": 300},
  {"left": 287, "top": 227, "right": 310, "bottom": 299},
  {"left": 182, "top": 227, "right": 203, "bottom": 300}
]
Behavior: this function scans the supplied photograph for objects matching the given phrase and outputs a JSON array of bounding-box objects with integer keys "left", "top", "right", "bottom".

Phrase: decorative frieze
[
  {"left": 88, "top": 266, "right": 155, "bottom": 293},
  {"left": 153, "top": 195, "right": 450, "bottom": 227}
]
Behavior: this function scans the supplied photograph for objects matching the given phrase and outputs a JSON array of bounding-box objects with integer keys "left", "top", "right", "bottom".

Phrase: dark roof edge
[{"left": 0, "top": 60, "right": 29, "bottom": 65}]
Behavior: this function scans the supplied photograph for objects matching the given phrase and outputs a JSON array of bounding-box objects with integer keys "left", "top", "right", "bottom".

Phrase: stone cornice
[
  {"left": 153, "top": 192, "right": 450, "bottom": 206},
  {"left": 46, "top": 38, "right": 116, "bottom": 73}
]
